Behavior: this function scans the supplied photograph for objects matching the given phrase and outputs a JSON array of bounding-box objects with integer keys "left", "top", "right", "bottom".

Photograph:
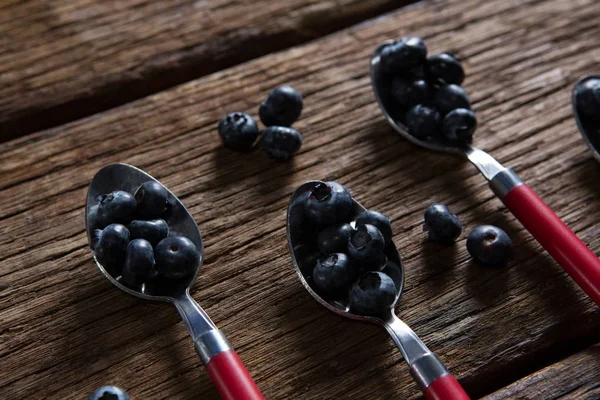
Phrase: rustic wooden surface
[
  {"left": 2, "top": 0, "right": 600, "bottom": 399},
  {"left": 483, "top": 344, "right": 600, "bottom": 399}
]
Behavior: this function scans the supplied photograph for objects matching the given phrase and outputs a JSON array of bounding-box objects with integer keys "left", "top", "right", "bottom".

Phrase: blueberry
[
  {"left": 379, "top": 37, "right": 427, "bottom": 74},
  {"left": 576, "top": 78, "right": 600, "bottom": 120},
  {"left": 259, "top": 86, "right": 303, "bottom": 127},
  {"left": 467, "top": 225, "right": 512, "bottom": 267},
  {"left": 405, "top": 105, "right": 442, "bottom": 139},
  {"left": 88, "top": 385, "right": 130, "bottom": 400},
  {"left": 355, "top": 210, "right": 393, "bottom": 246},
  {"left": 122, "top": 239, "right": 155, "bottom": 286},
  {"left": 90, "top": 229, "right": 103, "bottom": 250},
  {"left": 95, "top": 224, "right": 130, "bottom": 274},
  {"left": 312, "top": 253, "right": 355, "bottom": 295},
  {"left": 433, "top": 84, "right": 471, "bottom": 115},
  {"left": 155, "top": 236, "right": 200, "bottom": 279},
  {"left": 442, "top": 108, "right": 477, "bottom": 146},
  {"left": 348, "top": 224, "right": 385, "bottom": 266},
  {"left": 134, "top": 181, "right": 169, "bottom": 219},
  {"left": 305, "top": 181, "right": 352, "bottom": 226},
  {"left": 96, "top": 191, "right": 136, "bottom": 226},
  {"left": 128, "top": 219, "right": 168, "bottom": 247},
  {"left": 294, "top": 243, "right": 321, "bottom": 276},
  {"left": 317, "top": 223, "right": 352, "bottom": 254},
  {"left": 218, "top": 112, "right": 260, "bottom": 151},
  {"left": 426, "top": 53, "right": 465, "bottom": 85},
  {"left": 349, "top": 271, "right": 397, "bottom": 315},
  {"left": 391, "top": 78, "right": 431, "bottom": 107},
  {"left": 262, "top": 126, "right": 302, "bottom": 161},
  {"left": 423, "top": 204, "right": 462, "bottom": 245}
]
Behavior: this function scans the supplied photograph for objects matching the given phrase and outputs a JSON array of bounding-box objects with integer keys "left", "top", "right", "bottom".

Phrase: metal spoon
[
  {"left": 371, "top": 40, "right": 600, "bottom": 307},
  {"left": 286, "top": 181, "right": 469, "bottom": 400},
  {"left": 572, "top": 75, "right": 600, "bottom": 162},
  {"left": 85, "top": 163, "right": 263, "bottom": 400}
]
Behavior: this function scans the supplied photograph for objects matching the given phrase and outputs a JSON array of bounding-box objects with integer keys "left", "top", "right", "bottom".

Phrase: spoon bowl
[{"left": 572, "top": 75, "right": 600, "bottom": 162}]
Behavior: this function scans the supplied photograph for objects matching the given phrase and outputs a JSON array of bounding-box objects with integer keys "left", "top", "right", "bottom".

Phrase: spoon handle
[
  {"left": 490, "top": 170, "right": 600, "bottom": 306},
  {"left": 383, "top": 315, "right": 470, "bottom": 399}
]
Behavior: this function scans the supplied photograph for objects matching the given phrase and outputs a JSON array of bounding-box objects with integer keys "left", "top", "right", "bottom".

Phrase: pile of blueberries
[
  {"left": 218, "top": 86, "right": 304, "bottom": 160},
  {"left": 290, "top": 181, "right": 400, "bottom": 316},
  {"left": 379, "top": 37, "right": 477, "bottom": 146},
  {"left": 90, "top": 181, "right": 200, "bottom": 289}
]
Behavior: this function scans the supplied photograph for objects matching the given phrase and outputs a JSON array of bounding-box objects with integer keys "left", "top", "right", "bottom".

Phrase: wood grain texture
[
  {"left": 484, "top": 344, "right": 600, "bottom": 400},
  {"left": 2, "top": 0, "right": 600, "bottom": 398},
  {"left": 0, "top": 0, "right": 412, "bottom": 141}
]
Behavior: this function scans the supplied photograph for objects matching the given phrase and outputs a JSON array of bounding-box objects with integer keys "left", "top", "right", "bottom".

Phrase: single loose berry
[
  {"left": 442, "top": 108, "right": 477, "bottom": 146},
  {"left": 262, "top": 126, "right": 302, "bottom": 161},
  {"left": 155, "top": 236, "right": 200, "bottom": 279},
  {"left": 434, "top": 84, "right": 471, "bottom": 115},
  {"left": 312, "top": 253, "right": 355, "bottom": 296},
  {"left": 259, "top": 86, "right": 303, "bottom": 127},
  {"left": 88, "top": 385, "right": 130, "bottom": 400},
  {"left": 218, "top": 112, "right": 260, "bottom": 151},
  {"left": 426, "top": 53, "right": 465, "bottom": 85},
  {"left": 423, "top": 204, "right": 462, "bottom": 245},
  {"left": 134, "top": 181, "right": 169, "bottom": 219},
  {"left": 379, "top": 37, "right": 427, "bottom": 74},
  {"left": 355, "top": 210, "right": 393, "bottom": 246},
  {"left": 95, "top": 224, "right": 130, "bottom": 274},
  {"left": 305, "top": 181, "right": 352, "bottom": 226},
  {"left": 122, "top": 239, "right": 155, "bottom": 286},
  {"left": 391, "top": 78, "right": 432, "bottom": 107},
  {"left": 96, "top": 191, "right": 136, "bottom": 226},
  {"left": 405, "top": 105, "right": 442, "bottom": 139},
  {"left": 317, "top": 223, "right": 352, "bottom": 254},
  {"left": 576, "top": 78, "right": 600, "bottom": 121},
  {"left": 128, "top": 219, "right": 168, "bottom": 247},
  {"left": 349, "top": 271, "right": 397, "bottom": 316},
  {"left": 467, "top": 225, "right": 512, "bottom": 267}
]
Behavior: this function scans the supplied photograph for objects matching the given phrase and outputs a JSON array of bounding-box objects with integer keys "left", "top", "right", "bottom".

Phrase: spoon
[
  {"left": 572, "top": 75, "right": 600, "bottom": 162},
  {"left": 286, "top": 181, "right": 470, "bottom": 400},
  {"left": 371, "top": 40, "right": 600, "bottom": 307},
  {"left": 85, "top": 163, "right": 263, "bottom": 400}
]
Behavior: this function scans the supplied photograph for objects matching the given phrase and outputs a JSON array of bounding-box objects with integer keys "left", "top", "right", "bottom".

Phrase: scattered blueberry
[
  {"left": 405, "top": 105, "right": 442, "bottom": 139},
  {"left": 379, "top": 37, "right": 427, "bottom": 74},
  {"left": 312, "top": 253, "right": 355, "bottom": 295},
  {"left": 262, "top": 126, "right": 302, "bottom": 161},
  {"left": 433, "top": 84, "right": 471, "bottom": 115},
  {"left": 305, "top": 182, "right": 352, "bottom": 226},
  {"left": 426, "top": 53, "right": 465, "bottom": 85},
  {"left": 467, "top": 225, "right": 512, "bottom": 267},
  {"left": 423, "top": 204, "right": 462, "bottom": 245},
  {"left": 88, "top": 385, "right": 130, "bottom": 400},
  {"left": 95, "top": 224, "right": 130, "bottom": 273},
  {"left": 122, "top": 239, "right": 156, "bottom": 286},
  {"left": 356, "top": 210, "right": 393, "bottom": 246},
  {"left": 391, "top": 78, "right": 431, "bottom": 107},
  {"left": 349, "top": 271, "right": 397, "bottom": 315},
  {"left": 576, "top": 78, "right": 600, "bottom": 120},
  {"left": 134, "top": 181, "right": 169, "bottom": 219},
  {"left": 348, "top": 224, "right": 385, "bottom": 266},
  {"left": 259, "top": 86, "right": 303, "bottom": 127},
  {"left": 317, "top": 223, "right": 352, "bottom": 254},
  {"left": 96, "top": 191, "right": 136, "bottom": 226},
  {"left": 128, "top": 219, "right": 169, "bottom": 247},
  {"left": 155, "top": 236, "right": 200, "bottom": 279},
  {"left": 442, "top": 108, "right": 477, "bottom": 145},
  {"left": 218, "top": 112, "right": 260, "bottom": 151}
]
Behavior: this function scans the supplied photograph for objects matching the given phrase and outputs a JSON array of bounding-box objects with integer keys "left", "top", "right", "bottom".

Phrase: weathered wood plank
[
  {"left": 2, "top": 0, "right": 600, "bottom": 399},
  {"left": 484, "top": 344, "right": 600, "bottom": 399},
  {"left": 0, "top": 0, "right": 412, "bottom": 141}
]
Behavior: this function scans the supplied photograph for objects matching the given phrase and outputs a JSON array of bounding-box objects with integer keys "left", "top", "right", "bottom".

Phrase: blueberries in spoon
[
  {"left": 349, "top": 271, "right": 397, "bottom": 315},
  {"left": 305, "top": 182, "right": 352, "bottom": 226}
]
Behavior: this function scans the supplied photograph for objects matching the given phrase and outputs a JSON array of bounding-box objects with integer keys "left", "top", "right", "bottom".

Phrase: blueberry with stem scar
[
  {"left": 262, "top": 126, "right": 302, "bottom": 161},
  {"left": 305, "top": 181, "right": 352, "bottom": 226},
  {"left": 155, "top": 236, "right": 200, "bottom": 279},
  {"left": 134, "top": 181, "right": 169, "bottom": 219},
  {"left": 348, "top": 224, "right": 385, "bottom": 265},
  {"left": 218, "top": 112, "right": 260, "bottom": 151},
  {"left": 356, "top": 210, "right": 393, "bottom": 246},
  {"left": 467, "top": 225, "right": 512, "bottom": 267},
  {"left": 96, "top": 191, "right": 136, "bottom": 226},
  {"left": 423, "top": 204, "right": 462, "bottom": 245},
  {"left": 349, "top": 271, "right": 396, "bottom": 316},
  {"left": 312, "top": 253, "right": 355, "bottom": 296},
  {"left": 88, "top": 386, "right": 130, "bottom": 400}
]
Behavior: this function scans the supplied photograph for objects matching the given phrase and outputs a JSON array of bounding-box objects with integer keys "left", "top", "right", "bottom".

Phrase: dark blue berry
[
  {"left": 262, "top": 126, "right": 302, "bottom": 161},
  {"left": 312, "top": 253, "right": 355, "bottom": 295},
  {"left": 305, "top": 181, "right": 352, "bottom": 226},
  {"left": 356, "top": 210, "right": 393, "bottom": 246},
  {"left": 90, "top": 229, "right": 103, "bottom": 250},
  {"left": 575, "top": 78, "right": 600, "bottom": 120},
  {"left": 122, "top": 239, "right": 155, "bottom": 286},
  {"left": 467, "top": 225, "right": 512, "bottom": 267},
  {"left": 426, "top": 53, "right": 465, "bottom": 85},
  {"left": 134, "top": 181, "right": 169, "bottom": 219},
  {"left": 405, "top": 105, "right": 442, "bottom": 139},
  {"left": 96, "top": 191, "right": 136, "bottom": 226},
  {"left": 348, "top": 224, "right": 385, "bottom": 266},
  {"left": 294, "top": 243, "right": 321, "bottom": 276},
  {"left": 391, "top": 78, "right": 431, "bottom": 107},
  {"left": 155, "top": 236, "right": 200, "bottom": 279},
  {"left": 88, "top": 385, "right": 130, "bottom": 400},
  {"left": 442, "top": 108, "right": 477, "bottom": 146},
  {"left": 128, "top": 219, "right": 168, "bottom": 247},
  {"left": 349, "top": 271, "right": 396, "bottom": 315},
  {"left": 379, "top": 37, "right": 427, "bottom": 74},
  {"left": 434, "top": 84, "right": 471, "bottom": 115},
  {"left": 317, "top": 223, "right": 352, "bottom": 254},
  {"left": 218, "top": 112, "right": 260, "bottom": 151},
  {"left": 95, "top": 224, "right": 130, "bottom": 274},
  {"left": 259, "top": 86, "right": 303, "bottom": 127},
  {"left": 423, "top": 204, "right": 462, "bottom": 245}
]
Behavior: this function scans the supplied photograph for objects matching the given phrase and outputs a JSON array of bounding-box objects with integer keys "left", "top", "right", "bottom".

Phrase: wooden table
[{"left": 2, "top": 0, "right": 600, "bottom": 398}]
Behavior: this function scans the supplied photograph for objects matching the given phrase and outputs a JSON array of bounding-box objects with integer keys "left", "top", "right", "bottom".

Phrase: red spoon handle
[
  {"left": 205, "top": 350, "right": 264, "bottom": 400},
  {"left": 502, "top": 183, "right": 600, "bottom": 306},
  {"left": 424, "top": 375, "right": 470, "bottom": 400}
]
